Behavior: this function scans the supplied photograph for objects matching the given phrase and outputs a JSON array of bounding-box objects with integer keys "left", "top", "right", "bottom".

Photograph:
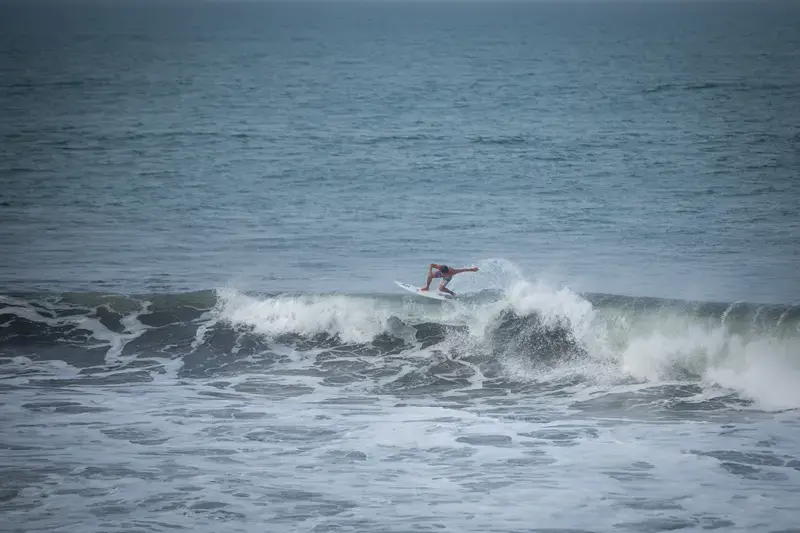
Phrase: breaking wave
[{"left": 1, "top": 264, "right": 798, "bottom": 410}]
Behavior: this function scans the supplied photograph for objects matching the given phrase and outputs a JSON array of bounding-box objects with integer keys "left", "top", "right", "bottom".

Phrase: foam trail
[{"left": 0, "top": 295, "right": 151, "bottom": 363}]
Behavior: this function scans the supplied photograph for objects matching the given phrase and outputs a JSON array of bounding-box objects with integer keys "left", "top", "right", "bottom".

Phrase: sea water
[{"left": 1, "top": 1, "right": 799, "bottom": 532}]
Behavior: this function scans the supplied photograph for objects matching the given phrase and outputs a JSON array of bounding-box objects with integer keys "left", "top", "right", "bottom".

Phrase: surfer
[{"left": 420, "top": 263, "right": 479, "bottom": 297}]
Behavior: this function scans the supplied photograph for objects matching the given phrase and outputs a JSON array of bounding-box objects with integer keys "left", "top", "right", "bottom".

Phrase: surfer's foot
[{"left": 420, "top": 287, "right": 428, "bottom": 291}]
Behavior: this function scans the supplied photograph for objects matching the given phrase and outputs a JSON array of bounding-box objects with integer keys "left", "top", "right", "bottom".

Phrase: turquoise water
[{"left": 2, "top": 2, "right": 800, "bottom": 532}]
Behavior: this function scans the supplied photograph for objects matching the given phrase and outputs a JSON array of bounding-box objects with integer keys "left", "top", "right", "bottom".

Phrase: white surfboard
[{"left": 394, "top": 281, "right": 456, "bottom": 301}]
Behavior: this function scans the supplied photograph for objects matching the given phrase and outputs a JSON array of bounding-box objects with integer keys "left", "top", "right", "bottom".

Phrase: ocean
[{"left": 1, "top": 1, "right": 799, "bottom": 532}]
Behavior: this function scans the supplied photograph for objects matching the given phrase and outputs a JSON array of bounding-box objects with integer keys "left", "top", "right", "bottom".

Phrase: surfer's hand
[{"left": 472, "top": 267, "right": 479, "bottom": 272}]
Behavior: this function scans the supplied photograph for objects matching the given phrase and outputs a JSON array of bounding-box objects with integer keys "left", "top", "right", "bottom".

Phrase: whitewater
[{"left": 2, "top": 260, "right": 799, "bottom": 532}]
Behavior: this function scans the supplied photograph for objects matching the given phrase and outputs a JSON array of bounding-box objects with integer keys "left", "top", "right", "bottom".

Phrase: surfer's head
[{"left": 440, "top": 265, "right": 450, "bottom": 274}]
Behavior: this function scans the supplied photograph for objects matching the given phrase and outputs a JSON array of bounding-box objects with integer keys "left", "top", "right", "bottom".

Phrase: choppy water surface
[{"left": 2, "top": 1, "right": 799, "bottom": 532}]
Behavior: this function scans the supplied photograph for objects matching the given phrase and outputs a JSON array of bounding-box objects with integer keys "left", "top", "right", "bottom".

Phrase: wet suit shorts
[{"left": 433, "top": 269, "right": 452, "bottom": 285}]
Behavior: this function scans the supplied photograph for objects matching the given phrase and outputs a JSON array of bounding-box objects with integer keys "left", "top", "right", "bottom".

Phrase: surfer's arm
[
  {"left": 422, "top": 264, "right": 438, "bottom": 291},
  {"left": 452, "top": 266, "right": 479, "bottom": 275}
]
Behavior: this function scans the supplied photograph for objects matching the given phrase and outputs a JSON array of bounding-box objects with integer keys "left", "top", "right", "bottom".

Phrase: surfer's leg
[
  {"left": 423, "top": 270, "right": 442, "bottom": 291},
  {"left": 439, "top": 277, "right": 455, "bottom": 296}
]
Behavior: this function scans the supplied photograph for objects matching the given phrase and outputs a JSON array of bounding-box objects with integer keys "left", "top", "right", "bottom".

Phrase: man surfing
[{"left": 421, "top": 263, "right": 479, "bottom": 298}]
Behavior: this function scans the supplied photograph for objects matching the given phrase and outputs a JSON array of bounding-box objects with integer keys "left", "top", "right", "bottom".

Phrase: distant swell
[
  {"left": 360, "top": 133, "right": 448, "bottom": 145},
  {"left": 642, "top": 81, "right": 800, "bottom": 95},
  {"left": 470, "top": 135, "right": 529, "bottom": 145}
]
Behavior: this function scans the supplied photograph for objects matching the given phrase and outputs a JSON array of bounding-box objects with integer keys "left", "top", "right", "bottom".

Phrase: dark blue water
[
  {"left": 2, "top": 0, "right": 799, "bottom": 302},
  {"left": 2, "top": 2, "right": 799, "bottom": 532}
]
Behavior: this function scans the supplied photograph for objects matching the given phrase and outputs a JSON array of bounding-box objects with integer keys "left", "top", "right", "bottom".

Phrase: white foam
[
  {"left": 453, "top": 259, "right": 597, "bottom": 341},
  {"left": 211, "top": 261, "right": 800, "bottom": 411},
  {"left": 438, "top": 267, "right": 608, "bottom": 383},
  {"left": 214, "top": 288, "right": 394, "bottom": 344},
  {"left": 611, "top": 310, "right": 800, "bottom": 410},
  {"left": 456, "top": 260, "right": 800, "bottom": 410}
]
